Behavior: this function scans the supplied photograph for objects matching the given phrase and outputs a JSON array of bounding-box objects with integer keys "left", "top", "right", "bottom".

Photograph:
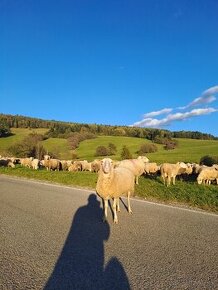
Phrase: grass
[
  {"left": 0, "top": 166, "right": 217, "bottom": 213},
  {"left": 41, "top": 138, "right": 73, "bottom": 160}
]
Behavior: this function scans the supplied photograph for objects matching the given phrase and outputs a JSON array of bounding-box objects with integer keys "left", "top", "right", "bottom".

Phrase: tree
[{"left": 120, "top": 145, "right": 132, "bottom": 160}]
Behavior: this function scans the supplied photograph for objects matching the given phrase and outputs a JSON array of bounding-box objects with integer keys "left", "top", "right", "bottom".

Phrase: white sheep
[
  {"left": 31, "top": 158, "right": 40, "bottom": 170},
  {"left": 197, "top": 167, "right": 218, "bottom": 185},
  {"left": 160, "top": 162, "right": 187, "bottom": 186},
  {"left": 117, "top": 155, "right": 149, "bottom": 185},
  {"left": 144, "top": 162, "right": 160, "bottom": 175},
  {"left": 96, "top": 158, "right": 135, "bottom": 224}
]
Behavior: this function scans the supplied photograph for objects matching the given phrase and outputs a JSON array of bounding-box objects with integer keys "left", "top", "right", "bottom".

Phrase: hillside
[{"left": 0, "top": 128, "right": 218, "bottom": 163}]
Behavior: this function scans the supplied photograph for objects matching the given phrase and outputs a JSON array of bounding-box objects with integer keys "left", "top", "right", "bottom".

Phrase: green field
[
  {"left": 1, "top": 129, "right": 218, "bottom": 164},
  {"left": 76, "top": 136, "right": 218, "bottom": 164}
]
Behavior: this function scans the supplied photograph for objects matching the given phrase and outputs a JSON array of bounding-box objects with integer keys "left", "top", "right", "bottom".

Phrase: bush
[
  {"left": 108, "top": 143, "right": 117, "bottom": 155},
  {"left": 200, "top": 155, "right": 218, "bottom": 166},
  {"left": 120, "top": 145, "right": 132, "bottom": 160},
  {"left": 95, "top": 146, "right": 109, "bottom": 157},
  {"left": 137, "top": 143, "right": 158, "bottom": 154},
  {"left": 163, "top": 140, "right": 178, "bottom": 150}
]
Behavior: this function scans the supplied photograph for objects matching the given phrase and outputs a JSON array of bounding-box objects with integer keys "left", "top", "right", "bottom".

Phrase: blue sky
[{"left": 1, "top": 0, "right": 218, "bottom": 136}]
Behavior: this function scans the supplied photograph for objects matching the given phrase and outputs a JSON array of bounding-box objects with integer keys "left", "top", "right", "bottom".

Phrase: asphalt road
[{"left": 0, "top": 175, "right": 218, "bottom": 290}]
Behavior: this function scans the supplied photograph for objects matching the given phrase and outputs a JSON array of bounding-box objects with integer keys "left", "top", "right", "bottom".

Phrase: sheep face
[{"left": 101, "top": 158, "right": 113, "bottom": 174}]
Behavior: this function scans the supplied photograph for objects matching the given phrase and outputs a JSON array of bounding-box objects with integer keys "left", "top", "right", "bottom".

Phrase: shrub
[
  {"left": 120, "top": 145, "right": 132, "bottom": 160},
  {"left": 163, "top": 140, "right": 178, "bottom": 150},
  {"left": 137, "top": 143, "right": 158, "bottom": 154},
  {"left": 95, "top": 146, "right": 109, "bottom": 157},
  {"left": 108, "top": 143, "right": 117, "bottom": 155},
  {"left": 200, "top": 155, "right": 218, "bottom": 166}
]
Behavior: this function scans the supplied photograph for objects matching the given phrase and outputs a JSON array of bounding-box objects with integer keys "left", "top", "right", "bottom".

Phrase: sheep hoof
[
  {"left": 129, "top": 210, "right": 133, "bottom": 214},
  {"left": 114, "top": 219, "right": 118, "bottom": 224}
]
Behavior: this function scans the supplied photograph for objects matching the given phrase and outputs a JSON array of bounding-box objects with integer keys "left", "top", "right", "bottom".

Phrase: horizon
[{"left": 1, "top": 1, "right": 218, "bottom": 136}]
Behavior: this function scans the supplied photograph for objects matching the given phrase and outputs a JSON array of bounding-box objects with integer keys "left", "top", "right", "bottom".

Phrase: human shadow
[{"left": 44, "top": 194, "right": 130, "bottom": 290}]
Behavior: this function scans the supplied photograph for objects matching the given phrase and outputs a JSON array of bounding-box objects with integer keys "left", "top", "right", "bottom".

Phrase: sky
[{"left": 1, "top": 0, "right": 218, "bottom": 136}]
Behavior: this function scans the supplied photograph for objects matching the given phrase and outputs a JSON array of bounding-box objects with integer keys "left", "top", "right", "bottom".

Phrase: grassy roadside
[{"left": 1, "top": 166, "right": 217, "bottom": 213}]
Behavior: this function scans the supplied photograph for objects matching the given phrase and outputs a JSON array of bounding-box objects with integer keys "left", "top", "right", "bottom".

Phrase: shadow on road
[{"left": 44, "top": 194, "right": 130, "bottom": 290}]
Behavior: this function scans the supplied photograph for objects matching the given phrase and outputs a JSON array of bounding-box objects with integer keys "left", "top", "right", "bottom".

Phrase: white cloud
[
  {"left": 131, "top": 108, "right": 218, "bottom": 128},
  {"left": 202, "top": 85, "right": 218, "bottom": 96},
  {"left": 143, "top": 108, "right": 172, "bottom": 118},
  {"left": 131, "top": 86, "right": 218, "bottom": 129}
]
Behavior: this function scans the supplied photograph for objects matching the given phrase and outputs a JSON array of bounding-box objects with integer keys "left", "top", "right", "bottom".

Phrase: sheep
[
  {"left": 96, "top": 158, "right": 135, "bottom": 224},
  {"left": 91, "top": 159, "right": 101, "bottom": 172},
  {"left": 80, "top": 160, "right": 92, "bottom": 172},
  {"left": 117, "top": 155, "right": 149, "bottom": 185},
  {"left": 42, "top": 158, "right": 61, "bottom": 171},
  {"left": 68, "top": 161, "right": 82, "bottom": 172},
  {"left": 0, "top": 158, "right": 15, "bottom": 168},
  {"left": 197, "top": 167, "right": 218, "bottom": 185},
  {"left": 160, "top": 162, "right": 187, "bottom": 186},
  {"left": 144, "top": 162, "right": 160, "bottom": 176},
  {"left": 20, "top": 157, "right": 34, "bottom": 168},
  {"left": 31, "top": 158, "right": 40, "bottom": 170}
]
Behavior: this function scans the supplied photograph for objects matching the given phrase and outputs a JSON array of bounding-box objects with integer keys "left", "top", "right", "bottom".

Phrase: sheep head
[{"left": 100, "top": 158, "right": 113, "bottom": 174}]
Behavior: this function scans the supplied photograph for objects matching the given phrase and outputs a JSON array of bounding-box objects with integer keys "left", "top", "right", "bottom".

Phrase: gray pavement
[{"left": 0, "top": 175, "right": 218, "bottom": 290}]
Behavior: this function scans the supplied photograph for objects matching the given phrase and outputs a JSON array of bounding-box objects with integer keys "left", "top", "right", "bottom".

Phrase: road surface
[{"left": 0, "top": 175, "right": 218, "bottom": 289}]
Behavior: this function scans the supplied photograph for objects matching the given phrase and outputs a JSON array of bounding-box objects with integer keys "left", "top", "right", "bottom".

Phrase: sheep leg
[
  {"left": 112, "top": 198, "right": 118, "bottom": 224},
  {"left": 172, "top": 176, "right": 176, "bottom": 185},
  {"left": 167, "top": 176, "right": 171, "bottom": 187},
  {"left": 103, "top": 199, "right": 108, "bottom": 222},
  {"left": 135, "top": 176, "right": 139, "bottom": 185},
  {"left": 117, "top": 198, "right": 120, "bottom": 212},
  {"left": 127, "top": 191, "right": 133, "bottom": 214}
]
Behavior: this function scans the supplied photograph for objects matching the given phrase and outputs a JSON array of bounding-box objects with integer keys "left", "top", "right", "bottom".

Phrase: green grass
[
  {"left": 41, "top": 138, "right": 73, "bottom": 160},
  {"left": 0, "top": 166, "right": 217, "bottom": 213},
  {"left": 76, "top": 136, "right": 151, "bottom": 161}
]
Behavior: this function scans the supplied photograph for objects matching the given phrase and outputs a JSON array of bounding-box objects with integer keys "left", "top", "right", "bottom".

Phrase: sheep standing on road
[{"left": 96, "top": 158, "right": 135, "bottom": 224}]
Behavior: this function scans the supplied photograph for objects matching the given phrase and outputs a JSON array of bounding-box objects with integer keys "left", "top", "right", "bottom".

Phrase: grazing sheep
[
  {"left": 68, "top": 161, "right": 82, "bottom": 172},
  {"left": 160, "top": 162, "right": 187, "bottom": 186},
  {"left": 20, "top": 157, "right": 34, "bottom": 168},
  {"left": 31, "top": 158, "right": 40, "bottom": 170},
  {"left": 144, "top": 162, "right": 160, "bottom": 176},
  {"left": 117, "top": 156, "right": 149, "bottom": 185},
  {"left": 80, "top": 160, "right": 92, "bottom": 172},
  {"left": 0, "top": 158, "right": 15, "bottom": 168},
  {"left": 96, "top": 158, "right": 135, "bottom": 224},
  {"left": 42, "top": 158, "right": 61, "bottom": 171},
  {"left": 197, "top": 167, "right": 218, "bottom": 185},
  {"left": 91, "top": 159, "right": 101, "bottom": 172}
]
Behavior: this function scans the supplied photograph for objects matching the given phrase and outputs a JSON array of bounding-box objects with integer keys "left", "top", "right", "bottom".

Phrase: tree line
[{"left": 0, "top": 113, "right": 217, "bottom": 141}]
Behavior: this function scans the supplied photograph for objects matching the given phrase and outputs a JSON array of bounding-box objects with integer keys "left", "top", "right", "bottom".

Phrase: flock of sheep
[{"left": 1, "top": 154, "right": 218, "bottom": 223}]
